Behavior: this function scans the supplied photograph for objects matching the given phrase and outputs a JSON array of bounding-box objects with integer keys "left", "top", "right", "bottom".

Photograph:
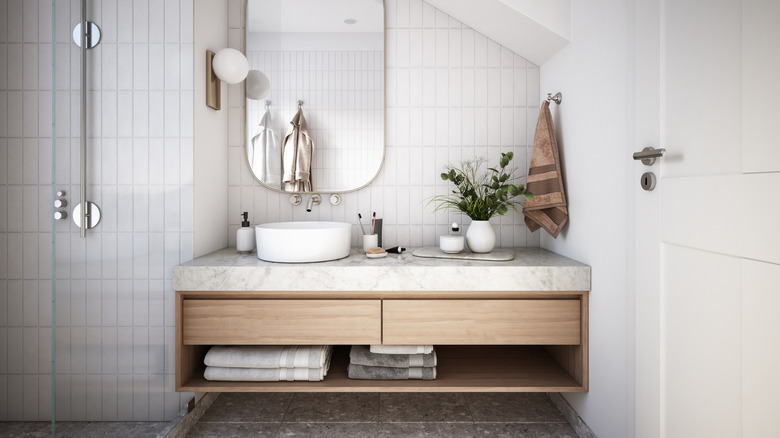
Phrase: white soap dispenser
[{"left": 236, "top": 212, "right": 256, "bottom": 253}]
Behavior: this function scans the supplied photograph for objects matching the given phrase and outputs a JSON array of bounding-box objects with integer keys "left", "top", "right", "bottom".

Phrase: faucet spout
[{"left": 306, "top": 194, "right": 322, "bottom": 212}]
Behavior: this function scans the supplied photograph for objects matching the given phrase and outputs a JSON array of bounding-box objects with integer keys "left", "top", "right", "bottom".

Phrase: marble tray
[{"left": 412, "top": 247, "right": 515, "bottom": 261}]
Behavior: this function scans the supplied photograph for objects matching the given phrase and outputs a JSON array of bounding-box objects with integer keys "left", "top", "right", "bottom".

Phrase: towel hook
[
  {"left": 297, "top": 100, "right": 304, "bottom": 109},
  {"left": 547, "top": 92, "right": 562, "bottom": 105},
  {"left": 265, "top": 99, "right": 271, "bottom": 109}
]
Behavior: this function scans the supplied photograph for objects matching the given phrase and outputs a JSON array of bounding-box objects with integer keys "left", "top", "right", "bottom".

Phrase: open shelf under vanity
[{"left": 178, "top": 345, "right": 585, "bottom": 393}]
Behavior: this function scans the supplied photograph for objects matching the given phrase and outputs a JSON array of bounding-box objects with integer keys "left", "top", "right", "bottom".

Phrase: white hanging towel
[
  {"left": 249, "top": 108, "right": 282, "bottom": 188},
  {"left": 282, "top": 107, "right": 313, "bottom": 192}
]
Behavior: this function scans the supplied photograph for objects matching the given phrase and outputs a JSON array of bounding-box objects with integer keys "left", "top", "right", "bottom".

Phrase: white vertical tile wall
[
  {"left": 0, "top": 0, "right": 193, "bottom": 421},
  {"left": 228, "top": 0, "right": 541, "bottom": 248}
]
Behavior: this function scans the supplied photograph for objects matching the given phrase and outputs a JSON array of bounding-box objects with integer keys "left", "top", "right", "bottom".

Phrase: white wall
[
  {"left": 540, "top": 0, "right": 635, "bottom": 437},
  {"left": 193, "top": 0, "right": 229, "bottom": 257},
  {"left": 228, "top": 0, "right": 543, "bottom": 250},
  {"left": 499, "top": 0, "right": 571, "bottom": 39},
  {"left": 0, "top": 0, "right": 194, "bottom": 421}
]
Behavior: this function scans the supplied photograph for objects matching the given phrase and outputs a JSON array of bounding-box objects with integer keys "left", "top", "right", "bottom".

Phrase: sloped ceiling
[{"left": 424, "top": 0, "right": 570, "bottom": 66}]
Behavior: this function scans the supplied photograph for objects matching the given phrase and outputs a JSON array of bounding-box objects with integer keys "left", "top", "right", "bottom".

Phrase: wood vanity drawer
[
  {"left": 382, "top": 299, "right": 581, "bottom": 345},
  {"left": 182, "top": 299, "right": 381, "bottom": 345}
]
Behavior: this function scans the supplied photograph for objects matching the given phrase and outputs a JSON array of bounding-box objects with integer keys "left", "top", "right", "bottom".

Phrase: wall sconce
[
  {"left": 206, "top": 48, "right": 270, "bottom": 110},
  {"left": 246, "top": 70, "right": 271, "bottom": 100}
]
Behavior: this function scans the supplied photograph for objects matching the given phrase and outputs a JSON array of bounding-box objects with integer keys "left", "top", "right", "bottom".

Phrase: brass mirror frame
[{"left": 243, "top": 0, "right": 386, "bottom": 194}]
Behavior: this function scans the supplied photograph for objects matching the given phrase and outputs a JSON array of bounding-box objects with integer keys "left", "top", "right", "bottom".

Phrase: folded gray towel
[
  {"left": 347, "top": 364, "right": 436, "bottom": 380},
  {"left": 204, "top": 345, "right": 331, "bottom": 369},
  {"left": 204, "top": 366, "right": 326, "bottom": 382},
  {"left": 350, "top": 345, "right": 436, "bottom": 368},
  {"left": 370, "top": 345, "right": 434, "bottom": 355}
]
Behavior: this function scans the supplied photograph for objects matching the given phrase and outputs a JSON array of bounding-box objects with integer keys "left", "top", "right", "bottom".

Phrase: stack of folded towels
[
  {"left": 203, "top": 345, "right": 333, "bottom": 382},
  {"left": 347, "top": 345, "right": 437, "bottom": 380}
]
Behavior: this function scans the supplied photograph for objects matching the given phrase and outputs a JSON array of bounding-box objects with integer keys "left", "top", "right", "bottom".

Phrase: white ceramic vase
[{"left": 466, "top": 220, "right": 496, "bottom": 253}]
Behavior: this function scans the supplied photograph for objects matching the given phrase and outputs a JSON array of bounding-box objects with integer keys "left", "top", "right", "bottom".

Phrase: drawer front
[
  {"left": 182, "top": 299, "right": 381, "bottom": 345},
  {"left": 383, "top": 299, "right": 581, "bottom": 345}
]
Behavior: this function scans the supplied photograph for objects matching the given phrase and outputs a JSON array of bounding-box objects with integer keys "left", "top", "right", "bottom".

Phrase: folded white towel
[
  {"left": 204, "top": 347, "right": 334, "bottom": 382},
  {"left": 204, "top": 366, "right": 326, "bottom": 382},
  {"left": 204, "top": 346, "right": 331, "bottom": 369},
  {"left": 369, "top": 345, "right": 434, "bottom": 355}
]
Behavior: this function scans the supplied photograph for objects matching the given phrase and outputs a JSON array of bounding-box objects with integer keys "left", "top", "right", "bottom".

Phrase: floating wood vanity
[{"left": 173, "top": 248, "right": 590, "bottom": 393}]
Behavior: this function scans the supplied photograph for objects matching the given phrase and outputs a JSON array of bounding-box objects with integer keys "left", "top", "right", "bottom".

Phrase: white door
[{"left": 634, "top": 0, "right": 780, "bottom": 437}]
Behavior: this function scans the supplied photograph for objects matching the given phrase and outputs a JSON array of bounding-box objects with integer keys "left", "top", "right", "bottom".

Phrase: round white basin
[{"left": 255, "top": 221, "right": 352, "bottom": 263}]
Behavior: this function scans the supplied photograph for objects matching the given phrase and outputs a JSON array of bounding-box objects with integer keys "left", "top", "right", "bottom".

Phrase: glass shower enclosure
[{"left": 1, "top": 0, "right": 194, "bottom": 432}]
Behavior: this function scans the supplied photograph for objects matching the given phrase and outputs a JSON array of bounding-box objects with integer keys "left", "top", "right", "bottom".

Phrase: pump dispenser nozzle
[{"left": 241, "top": 212, "right": 250, "bottom": 227}]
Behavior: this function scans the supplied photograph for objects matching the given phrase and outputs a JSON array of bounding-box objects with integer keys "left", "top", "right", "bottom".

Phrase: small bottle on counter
[{"left": 236, "top": 212, "right": 256, "bottom": 253}]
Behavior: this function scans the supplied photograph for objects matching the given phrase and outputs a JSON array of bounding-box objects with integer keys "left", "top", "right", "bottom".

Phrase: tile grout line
[
  {"left": 270, "top": 392, "right": 296, "bottom": 437},
  {"left": 462, "top": 392, "right": 476, "bottom": 427}
]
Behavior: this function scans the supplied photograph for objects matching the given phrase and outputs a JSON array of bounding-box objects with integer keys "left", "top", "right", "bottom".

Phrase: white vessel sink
[{"left": 255, "top": 221, "right": 352, "bottom": 263}]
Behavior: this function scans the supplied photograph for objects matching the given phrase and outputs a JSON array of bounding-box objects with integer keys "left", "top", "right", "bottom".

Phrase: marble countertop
[{"left": 173, "top": 247, "right": 590, "bottom": 292}]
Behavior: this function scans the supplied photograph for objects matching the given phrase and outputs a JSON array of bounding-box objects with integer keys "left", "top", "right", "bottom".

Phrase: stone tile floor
[
  {"left": 0, "top": 393, "right": 578, "bottom": 437},
  {"left": 186, "top": 392, "right": 577, "bottom": 438},
  {"left": 0, "top": 421, "right": 169, "bottom": 437}
]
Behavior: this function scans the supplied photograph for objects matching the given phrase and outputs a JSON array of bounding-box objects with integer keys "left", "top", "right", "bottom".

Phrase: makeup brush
[
  {"left": 372, "top": 212, "right": 376, "bottom": 235},
  {"left": 357, "top": 214, "right": 367, "bottom": 235}
]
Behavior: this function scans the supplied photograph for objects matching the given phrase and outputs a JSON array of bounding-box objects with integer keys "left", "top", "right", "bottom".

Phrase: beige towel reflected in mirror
[{"left": 282, "top": 107, "right": 313, "bottom": 192}]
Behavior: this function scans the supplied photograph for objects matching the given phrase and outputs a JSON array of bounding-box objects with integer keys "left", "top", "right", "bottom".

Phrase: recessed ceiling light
[{"left": 344, "top": 18, "right": 357, "bottom": 24}]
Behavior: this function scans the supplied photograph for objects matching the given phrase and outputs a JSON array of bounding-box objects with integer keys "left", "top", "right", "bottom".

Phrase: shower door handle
[{"left": 72, "top": 0, "right": 101, "bottom": 236}]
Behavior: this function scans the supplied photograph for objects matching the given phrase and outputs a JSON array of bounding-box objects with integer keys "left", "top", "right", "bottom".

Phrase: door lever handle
[{"left": 633, "top": 147, "right": 666, "bottom": 165}]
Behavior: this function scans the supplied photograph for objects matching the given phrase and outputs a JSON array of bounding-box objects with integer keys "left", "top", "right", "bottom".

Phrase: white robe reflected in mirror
[{"left": 249, "top": 108, "right": 282, "bottom": 188}]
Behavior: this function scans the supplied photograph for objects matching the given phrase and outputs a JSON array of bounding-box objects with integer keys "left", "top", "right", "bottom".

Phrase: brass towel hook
[{"left": 547, "top": 92, "right": 562, "bottom": 105}]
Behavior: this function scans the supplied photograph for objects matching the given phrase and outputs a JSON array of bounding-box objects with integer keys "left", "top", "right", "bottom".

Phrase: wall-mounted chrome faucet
[
  {"left": 306, "top": 194, "right": 321, "bottom": 212},
  {"left": 289, "top": 193, "right": 341, "bottom": 209}
]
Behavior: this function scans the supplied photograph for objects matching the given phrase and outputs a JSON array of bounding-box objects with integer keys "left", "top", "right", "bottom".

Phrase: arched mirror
[{"left": 245, "top": 0, "right": 385, "bottom": 193}]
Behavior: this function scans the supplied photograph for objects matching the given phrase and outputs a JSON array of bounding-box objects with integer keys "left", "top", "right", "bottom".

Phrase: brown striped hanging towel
[{"left": 523, "top": 100, "right": 568, "bottom": 238}]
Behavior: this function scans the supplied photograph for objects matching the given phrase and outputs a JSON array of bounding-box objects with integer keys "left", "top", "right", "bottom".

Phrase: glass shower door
[
  {"left": 0, "top": 0, "right": 57, "bottom": 433},
  {"left": 49, "top": 0, "right": 192, "bottom": 426},
  {"left": 52, "top": 0, "right": 105, "bottom": 424},
  {"left": 2, "top": 0, "right": 189, "bottom": 431}
]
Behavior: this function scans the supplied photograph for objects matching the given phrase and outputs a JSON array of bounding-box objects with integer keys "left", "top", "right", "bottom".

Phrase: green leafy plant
[{"left": 428, "top": 152, "right": 533, "bottom": 221}]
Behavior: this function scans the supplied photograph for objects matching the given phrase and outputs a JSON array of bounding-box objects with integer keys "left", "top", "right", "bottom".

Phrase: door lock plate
[{"left": 641, "top": 172, "right": 657, "bottom": 191}]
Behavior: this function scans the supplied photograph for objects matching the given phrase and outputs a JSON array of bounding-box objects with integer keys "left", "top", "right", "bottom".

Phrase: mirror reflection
[{"left": 246, "top": 0, "right": 385, "bottom": 193}]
